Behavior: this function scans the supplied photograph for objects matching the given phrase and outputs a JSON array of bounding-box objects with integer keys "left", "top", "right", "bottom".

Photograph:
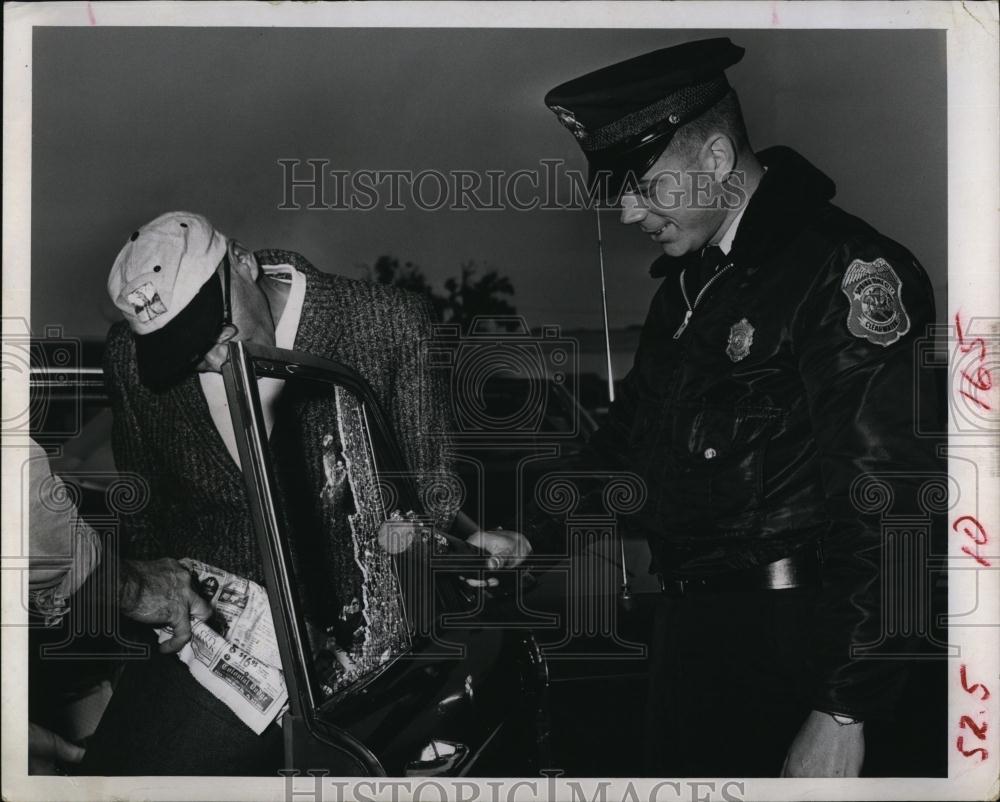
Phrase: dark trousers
[
  {"left": 644, "top": 586, "right": 818, "bottom": 777},
  {"left": 80, "top": 645, "right": 284, "bottom": 776}
]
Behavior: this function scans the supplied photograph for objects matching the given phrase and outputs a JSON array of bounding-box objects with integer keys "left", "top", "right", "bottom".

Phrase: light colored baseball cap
[{"left": 107, "top": 211, "right": 229, "bottom": 389}]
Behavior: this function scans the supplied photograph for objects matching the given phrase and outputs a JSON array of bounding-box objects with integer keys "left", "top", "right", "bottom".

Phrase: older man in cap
[
  {"left": 82, "top": 211, "right": 527, "bottom": 774},
  {"left": 537, "top": 38, "right": 944, "bottom": 777}
]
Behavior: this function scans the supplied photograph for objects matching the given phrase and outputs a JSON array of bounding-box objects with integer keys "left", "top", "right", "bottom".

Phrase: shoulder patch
[{"left": 840, "top": 258, "right": 910, "bottom": 347}]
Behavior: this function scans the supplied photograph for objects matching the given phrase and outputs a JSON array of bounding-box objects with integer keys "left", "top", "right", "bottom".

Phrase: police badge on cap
[{"left": 841, "top": 258, "right": 911, "bottom": 347}]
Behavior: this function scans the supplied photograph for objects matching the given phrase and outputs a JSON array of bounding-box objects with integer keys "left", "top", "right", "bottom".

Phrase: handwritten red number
[
  {"left": 960, "top": 545, "right": 991, "bottom": 567},
  {"left": 953, "top": 516, "right": 988, "bottom": 545},
  {"left": 960, "top": 715, "right": 989, "bottom": 740},
  {"left": 957, "top": 736, "right": 989, "bottom": 761},
  {"left": 962, "top": 367, "right": 993, "bottom": 392},
  {"left": 955, "top": 313, "right": 993, "bottom": 411},
  {"left": 951, "top": 319, "right": 993, "bottom": 765},
  {"left": 960, "top": 390, "right": 992, "bottom": 411},
  {"left": 953, "top": 516, "right": 992, "bottom": 567},
  {"left": 960, "top": 665, "right": 991, "bottom": 701},
  {"left": 955, "top": 313, "right": 988, "bottom": 362}
]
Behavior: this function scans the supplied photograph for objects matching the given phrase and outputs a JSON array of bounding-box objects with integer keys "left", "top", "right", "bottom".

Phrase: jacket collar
[
  {"left": 163, "top": 249, "right": 342, "bottom": 479},
  {"left": 649, "top": 146, "right": 836, "bottom": 278},
  {"left": 253, "top": 248, "right": 346, "bottom": 359}
]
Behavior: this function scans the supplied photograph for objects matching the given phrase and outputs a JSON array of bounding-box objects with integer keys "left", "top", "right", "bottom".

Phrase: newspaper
[{"left": 155, "top": 558, "right": 289, "bottom": 735}]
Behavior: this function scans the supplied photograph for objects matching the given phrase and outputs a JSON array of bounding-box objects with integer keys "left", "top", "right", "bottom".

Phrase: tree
[
  {"left": 443, "top": 261, "right": 516, "bottom": 331},
  {"left": 362, "top": 255, "right": 516, "bottom": 331},
  {"left": 366, "top": 255, "right": 446, "bottom": 320}
]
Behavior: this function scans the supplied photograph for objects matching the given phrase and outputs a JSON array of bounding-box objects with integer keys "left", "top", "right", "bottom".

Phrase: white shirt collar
[
  {"left": 713, "top": 166, "right": 766, "bottom": 255},
  {"left": 266, "top": 264, "right": 306, "bottom": 349},
  {"left": 198, "top": 264, "right": 307, "bottom": 468},
  {"left": 716, "top": 204, "right": 747, "bottom": 255}
]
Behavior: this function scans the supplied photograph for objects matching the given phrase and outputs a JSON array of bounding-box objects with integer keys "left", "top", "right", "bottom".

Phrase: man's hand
[
  {"left": 466, "top": 529, "right": 532, "bottom": 568},
  {"left": 780, "top": 709, "right": 865, "bottom": 777},
  {"left": 28, "top": 722, "right": 85, "bottom": 774},
  {"left": 118, "top": 558, "right": 213, "bottom": 653},
  {"left": 462, "top": 529, "right": 533, "bottom": 588}
]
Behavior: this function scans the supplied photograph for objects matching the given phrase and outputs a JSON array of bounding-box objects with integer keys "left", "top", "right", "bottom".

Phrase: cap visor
[
  {"left": 134, "top": 273, "right": 224, "bottom": 390},
  {"left": 587, "top": 132, "right": 677, "bottom": 202}
]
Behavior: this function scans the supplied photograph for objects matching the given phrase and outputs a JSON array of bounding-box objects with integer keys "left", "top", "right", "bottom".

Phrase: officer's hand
[
  {"left": 118, "top": 558, "right": 213, "bottom": 653},
  {"left": 28, "top": 722, "right": 85, "bottom": 774},
  {"left": 780, "top": 709, "right": 865, "bottom": 777},
  {"left": 462, "top": 529, "right": 533, "bottom": 588}
]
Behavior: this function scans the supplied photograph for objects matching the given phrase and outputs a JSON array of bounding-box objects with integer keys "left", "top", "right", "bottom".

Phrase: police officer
[{"left": 538, "top": 38, "right": 944, "bottom": 777}]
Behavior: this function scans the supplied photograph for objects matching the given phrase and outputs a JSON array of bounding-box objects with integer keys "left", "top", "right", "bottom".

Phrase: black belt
[{"left": 658, "top": 548, "right": 822, "bottom": 597}]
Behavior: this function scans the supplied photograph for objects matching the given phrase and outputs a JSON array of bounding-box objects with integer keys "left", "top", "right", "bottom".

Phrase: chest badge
[
  {"left": 841, "top": 258, "right": 910, "bottom": 347},
  {"left": 725, "top": 318, "right": 754, "bottom": 362}
]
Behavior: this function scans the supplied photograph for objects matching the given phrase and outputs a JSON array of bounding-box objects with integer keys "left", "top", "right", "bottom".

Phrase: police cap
[{"left": 544, "top": 37, "right": 745, "bottom": 196}]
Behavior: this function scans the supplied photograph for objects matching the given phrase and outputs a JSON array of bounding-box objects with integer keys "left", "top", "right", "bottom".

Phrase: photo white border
[{"left": 3, "top": 2, "right": 998, "bottom": 801}]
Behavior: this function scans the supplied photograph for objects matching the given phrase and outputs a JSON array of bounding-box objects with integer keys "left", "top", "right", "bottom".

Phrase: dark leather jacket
[{"left": 532, "top": 146, "right": 945, "bottom": 718}]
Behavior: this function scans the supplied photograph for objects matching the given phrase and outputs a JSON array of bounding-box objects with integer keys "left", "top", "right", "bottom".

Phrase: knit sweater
[{"left": 103, "top": 250, "right": 458, "bottom": 617}]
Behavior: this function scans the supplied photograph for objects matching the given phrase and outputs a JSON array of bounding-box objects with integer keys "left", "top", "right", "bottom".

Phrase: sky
[{"left": 29, "top": 26, "right": 946, "bottom": 338}]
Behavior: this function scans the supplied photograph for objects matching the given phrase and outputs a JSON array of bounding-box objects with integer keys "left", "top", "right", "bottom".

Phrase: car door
[{"left": 220, "top": 341, "right": 548, "bottom": 776}]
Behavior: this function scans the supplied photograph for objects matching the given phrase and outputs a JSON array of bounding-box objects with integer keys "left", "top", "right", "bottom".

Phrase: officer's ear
[{"left": 700, "top": 132, "right": 738, "bottom": 185}]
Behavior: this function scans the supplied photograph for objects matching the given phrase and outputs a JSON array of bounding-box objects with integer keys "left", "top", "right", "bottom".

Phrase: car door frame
[{"left": 221, "top": 339, "right": 424, "bottom": 775}]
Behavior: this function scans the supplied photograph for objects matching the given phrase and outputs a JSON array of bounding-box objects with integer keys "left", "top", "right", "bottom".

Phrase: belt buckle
[
  {"left": 659, "top": 576, "right": 688, "bottom": 597},
  {"left": 764, "top": 556, "right": 796, "bottom": 589},
  {"left": 659, "top": 574, "right": 719, "bottom": 596}
]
